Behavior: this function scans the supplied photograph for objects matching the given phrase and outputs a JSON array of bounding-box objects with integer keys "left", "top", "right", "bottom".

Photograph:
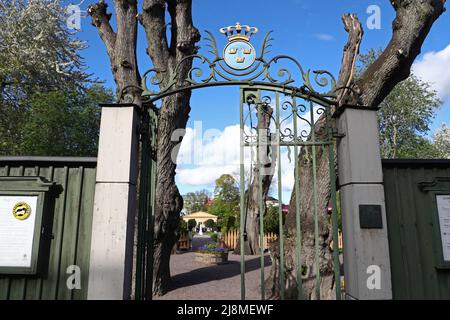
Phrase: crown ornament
[{"left": 220, "top": 22, "right": 258, "bottom": 42}]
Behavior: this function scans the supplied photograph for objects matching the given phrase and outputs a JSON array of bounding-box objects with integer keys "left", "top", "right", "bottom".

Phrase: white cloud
[
  {"left": 177, "top": 124, "right": 244, "bottom": 168},
  {"left": 413, "top": 44, "right": 450, "bottom": 101},
  {"left": 176, "top": 124, "right": 248, "bottom": 187},
  {"left": 177, "top": 165, "right": 238, "bottom": 186},
  {"left": 272, "top": 149, "right": 295, "bottom": 193},
  {"left": 313, "top": 33, "right": 334, "bottom": 41},
  {"left": 177, "top": 126, "right": 296, "bottom": 193},
  {"left": 175, "top": 103, "right": 323, "bottom": 194}
]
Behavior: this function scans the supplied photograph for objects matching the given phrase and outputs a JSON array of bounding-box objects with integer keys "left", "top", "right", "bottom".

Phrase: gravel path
[{"left": 155, "top": 235, "right": 272, "bottom": 300}]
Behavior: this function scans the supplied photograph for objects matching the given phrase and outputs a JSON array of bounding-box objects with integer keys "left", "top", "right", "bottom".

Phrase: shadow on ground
[{"left": 167, "top": 254, "right": 271, "bottom": 292}]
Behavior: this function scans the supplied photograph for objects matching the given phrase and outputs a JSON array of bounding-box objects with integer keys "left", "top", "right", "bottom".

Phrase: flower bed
[{"left": 193, "top": 243, "right": 229, "bottom": 265}]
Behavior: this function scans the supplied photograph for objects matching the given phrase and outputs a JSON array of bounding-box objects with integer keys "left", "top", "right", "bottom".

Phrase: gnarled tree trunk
[
  {"left": 235, "top": 103, "right": 275, "bottom": 255},
  {"left": 141, "top": 0, "right": 200, "bottom": 295},
  {"left": 90, "top": 0, "right": 200, "bottom": 296},
  {"left": 265, "top": 116, "right": 337, "bottom": 300},
  {"left": 265, "top": 14, "right": 364, "bottom": 300},
  {"left": 88, "top": 0, "right": 141, "bottom": 104},
  {"left": 266, "top": 0, "right": 446, "bottom": 299}
]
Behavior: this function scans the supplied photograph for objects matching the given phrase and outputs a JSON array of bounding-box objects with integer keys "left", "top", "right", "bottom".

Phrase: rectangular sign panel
[
  {"left": 0, "top": 195, "right": 38, "bottom": 268},
  {"left": 437, "top": 195, "right": 450, "bottom": 262}
]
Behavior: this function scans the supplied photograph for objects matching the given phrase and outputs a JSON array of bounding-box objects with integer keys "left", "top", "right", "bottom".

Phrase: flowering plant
[{"left": 193, "top": 242, "right": 228, "bottom": 254}]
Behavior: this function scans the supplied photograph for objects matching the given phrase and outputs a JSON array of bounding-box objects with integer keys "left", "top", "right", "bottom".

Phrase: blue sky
[{"left": 72, "top": 0, "right": 450, "bottom": 200}]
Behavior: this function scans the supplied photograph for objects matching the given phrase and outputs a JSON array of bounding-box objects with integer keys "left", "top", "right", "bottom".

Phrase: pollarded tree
[
  {"left": 88, "top": 0, "right": 200, "bottom": 295},
  {"left": 267, "top": 0, "right": 446, "bottom": 299}
]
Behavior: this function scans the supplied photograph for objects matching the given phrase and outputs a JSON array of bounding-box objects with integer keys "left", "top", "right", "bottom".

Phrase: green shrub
[
  {"left": 179, "top": 219, "right": 187, "bottom": 233},
  {"left": 187, "top": 219, "right": 197, "bottom": 230},
  {"left": 210, "top": 233, "right": 218, "bottom": 242},
  {"left": 204, "top": 219, "right": 215, "bottom": 229}
]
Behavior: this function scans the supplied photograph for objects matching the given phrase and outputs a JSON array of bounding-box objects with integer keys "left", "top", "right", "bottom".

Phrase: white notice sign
[
  {"left": 437, "top": 195, "right": 450, "bottom": 262},
  {"left": 0, "top": 196, "right": 38, "bottom": 268}
]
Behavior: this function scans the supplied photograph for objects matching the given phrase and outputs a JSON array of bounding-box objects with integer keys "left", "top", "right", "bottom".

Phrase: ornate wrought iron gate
[
  {"left": 238, "top": 86, "right": 340, "bottom": 300},
  {"left": 133, "top": 23, "right": 342, "bottom": 300}
]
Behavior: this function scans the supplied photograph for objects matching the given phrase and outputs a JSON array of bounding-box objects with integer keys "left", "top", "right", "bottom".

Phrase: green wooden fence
[
  {"left": 2, "top": 157, "right": 449, "bottom": 300},
  {"left": 0, "top": 157, "right": 96, "bottom": 300},
  {"left": 383, "top": 159, "right": 450, "bottom": 300}
]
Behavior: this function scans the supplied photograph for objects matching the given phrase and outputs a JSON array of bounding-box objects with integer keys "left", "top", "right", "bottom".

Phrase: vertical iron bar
[
  {"left": 276, "top": 92, "right": 285, "bottom": 300},
  {"left": 145, "top": 161, "right": 155, "bottom": 300},
  {"left": 327, "top": 107, "right": 342, "bottom": 300},
  {"left": 145, "top": 107, "right": 157, "bottom": 300},
  {"left": 310, "top": 102, "right": 321, "bottom": 300},
  {"left": 136, "top": 109, "right": 150, "bottom": 300},
  {"left": 292, "top": 96, "right": 304, "bottom": 300},
  {"left": 239, "top": 88, "right": 246, "bottom": 300},
  {"left": 257, "top": 90, "right": 265, "bottom": 300}
]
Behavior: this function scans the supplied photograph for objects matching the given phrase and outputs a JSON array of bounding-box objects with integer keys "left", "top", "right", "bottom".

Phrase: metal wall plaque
[
  {"left": 359, "top": 205, "right": 383, "bottom": 229},
  {"left": 0, "top": 195, "right": 38, "bottom": 268},
  {"left": 0, "top": 177, "right": 54, "bottom": 275},
  {"left": 436, "top": 195, "right": 450, "bottom": 262}
]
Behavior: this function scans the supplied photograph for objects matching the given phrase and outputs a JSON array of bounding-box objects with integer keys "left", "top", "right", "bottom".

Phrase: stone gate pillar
[
  {"left": 87, "top": 104, "right": 139, "bottom": 300},
  {"left": 336, "top": 106, "right": 392, "bottom": 300}
]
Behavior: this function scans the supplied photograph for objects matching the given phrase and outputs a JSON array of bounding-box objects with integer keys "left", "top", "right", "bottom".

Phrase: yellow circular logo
[{"left": 12, "top": 202, "right": 31, "bottom": 220}]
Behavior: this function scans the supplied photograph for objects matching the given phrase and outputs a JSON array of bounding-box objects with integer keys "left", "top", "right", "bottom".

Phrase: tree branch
[
  {"left": 167, "top": 0, "right": 200, "bottom": 57},
  {"left": 88, "top": 1, "right": 116, "bottom": 59},
  {"left": 141, "top": 0, "right": 170, "bottom": 70},
  {"left": 112, "top": 0, "right": 141, "bottom": 93},
  {"left": 336, "top": 14, "right": 363, "bottom": 106},
  {"left": 88, "top": 0, "right": 141, "bottom": 101},
  {"left": 357, "top": 0, "right": 446, "bottom": 107}
]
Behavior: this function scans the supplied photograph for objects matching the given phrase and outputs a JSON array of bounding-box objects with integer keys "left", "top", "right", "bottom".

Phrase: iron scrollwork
[
  {"left": 136, "top": 23, "right": 338, "bottom": 103},
  {"left": 241, "top": 94, "right": 333, "bottom": 149}
]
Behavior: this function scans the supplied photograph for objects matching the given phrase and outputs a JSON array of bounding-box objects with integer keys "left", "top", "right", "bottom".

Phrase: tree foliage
[
  {"left": 178, "top": 219, "right": 187, "bottom": 234},
  {"left": 358, "top": 49, "right": 442, "bottom": 159},
  {"left": 20, "top": 86, "right": 114, "bottom": 156},
  {"left": 207, "top": 174, "right": 240, "bottom": 232},
  {"left": 0, "top": 0, "right": 88, "bottom": 100},
  {"left": 213, "top": 174, "right": 240, "bottom": 202},
  {"left": 204, "top": 219, "right": 215, "bottom": 229},
  {"left": 264, "top": 205, "right": 284, "bottom": 234},
  {"left": 0, "top": 0, "right": 109, "bottom": 157},
  {"left": 434, "top": 124, "right": 450, "bottom": 158},
  {"left": 187, "top": 219, "right": 197, "bottom": 230},
  {"left": 182, "top": 190, "right": 210, "bottom": 214}
]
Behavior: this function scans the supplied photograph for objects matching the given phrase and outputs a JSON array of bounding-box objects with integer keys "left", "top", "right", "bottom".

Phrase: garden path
[{"left": 155, "top": 235, "right": 271, "bottom": 300}]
